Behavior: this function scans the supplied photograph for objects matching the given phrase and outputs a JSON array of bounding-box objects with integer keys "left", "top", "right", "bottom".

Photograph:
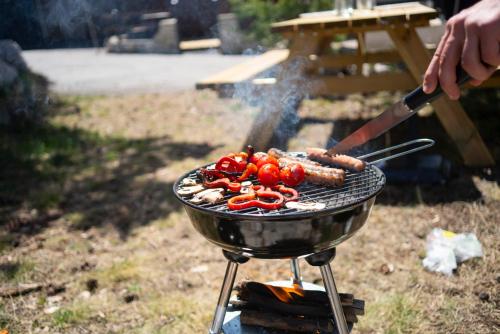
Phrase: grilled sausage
[
  {"left": 268, "top": 148, "right": 322, "bottom": 166},
  {"left": 307, "top": 147, "right": 366, "bottom": 172},
  {"left": 278, "top": 158, "right": 345, "bottom": 187}
]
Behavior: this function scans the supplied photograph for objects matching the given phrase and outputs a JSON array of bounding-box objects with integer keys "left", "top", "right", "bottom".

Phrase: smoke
[{"left": 231, "top": 52, "right": 313, "bottom": 150}]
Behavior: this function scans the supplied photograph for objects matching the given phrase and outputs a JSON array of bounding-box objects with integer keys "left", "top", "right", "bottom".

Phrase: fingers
[
  {"left": 423, "top": 28, "right": 450, "bottom": 94},
  {"left": 438, "top": 18, "right": 466, "bottom": 100},
  {"left": 461, "top": 23, "right": 492, "bottom": 82},
  {"left": 480, "top": 27, "right": 500, "bottom": 66}
]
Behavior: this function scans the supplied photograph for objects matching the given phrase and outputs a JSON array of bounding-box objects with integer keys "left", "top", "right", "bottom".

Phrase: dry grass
[{"left": 0, "top": 89, "right": 498, "bottom": 333}]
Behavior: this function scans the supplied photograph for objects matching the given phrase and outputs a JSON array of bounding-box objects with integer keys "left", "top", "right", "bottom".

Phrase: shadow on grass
[{"left": 0, "top": 116, "right": 219, "bottom": 240}]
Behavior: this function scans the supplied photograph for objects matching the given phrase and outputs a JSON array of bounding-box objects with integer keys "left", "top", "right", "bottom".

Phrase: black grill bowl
[{"left": 174, "top": 159, "right": 385, "bottom": 259}]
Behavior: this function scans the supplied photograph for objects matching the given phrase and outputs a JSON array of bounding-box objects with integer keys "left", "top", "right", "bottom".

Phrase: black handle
[{"left": 403, "top": 66, "right": 471, "bottom": 110}]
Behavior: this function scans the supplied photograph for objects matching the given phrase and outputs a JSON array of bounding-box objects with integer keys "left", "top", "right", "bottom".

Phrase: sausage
[
  {"left": 268, "top": 148, "right": 321, "bottom": 166},
  {"left": 278, "top": 158, "right": 345, "bottom": 187},
  {"left": 306, "top": 147, "right": 366, "bottom": 172}
]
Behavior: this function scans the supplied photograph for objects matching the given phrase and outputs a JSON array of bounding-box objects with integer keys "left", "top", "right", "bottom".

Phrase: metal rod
[
  {"left": 209, "top": 261, "right": 239, "bottom": 334},
  {"left": 357, "top": 138, "right": 435, "bottom": 164},
  {"left": 290, "top": 258, "right": 302, "bottom": 286},
  {"left": 320, "top": 264, "right": 349, "bottom": 334}
]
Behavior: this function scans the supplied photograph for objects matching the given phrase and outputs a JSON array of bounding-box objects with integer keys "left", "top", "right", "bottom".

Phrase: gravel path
[{"left": 23, "top": 48, "right": 253, "bottom": 95}]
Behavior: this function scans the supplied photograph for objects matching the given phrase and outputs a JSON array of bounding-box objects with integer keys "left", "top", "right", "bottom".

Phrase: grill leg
[
  {"left": 290, "top": 258, "right": 302, "bottom": 287},
  {"left": 320, "top": 263, "right": 349, "bottom": 334},
  {"left": 209, "top": 261, "right": 238, "bottom": 334},
  {"left": 209, "top": 251, "right": 249, "bottom": 334}
]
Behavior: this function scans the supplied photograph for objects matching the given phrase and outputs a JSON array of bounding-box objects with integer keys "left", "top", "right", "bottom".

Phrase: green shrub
[{"left": 229, "top": 0, "right": 332, "bottom": 46}]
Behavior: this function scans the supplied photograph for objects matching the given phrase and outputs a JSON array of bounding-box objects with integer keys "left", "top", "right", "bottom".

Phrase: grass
[
  {"left": 0, "top": 261, "right": 35, "bottom": 283},
  {"left": 151, "top": 211, "right": 185, "bottom": 229},
  {"left": 98, "top": 259, "right": 140, "bottom": 284},
  {"left": 0, "top": 90, "right": 498, "bottom": 333},
  {"left": 52, "top": 305, "right": 91, "bottom": 328},
  {"left": 138, "top": 292, "right": 212, "bottom": 333},
  {"left": 359, "top": 293, "right": 422, "bottom": 334}
]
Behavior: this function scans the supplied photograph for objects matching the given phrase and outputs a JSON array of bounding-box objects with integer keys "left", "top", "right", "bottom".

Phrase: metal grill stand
[{"left": 209, "top": 249, "right": 349, "bottom": 334}]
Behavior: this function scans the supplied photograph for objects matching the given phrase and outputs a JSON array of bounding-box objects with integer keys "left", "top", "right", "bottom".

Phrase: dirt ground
[{"left": 0, "top": 89, "right": 499, "bottom": 333}]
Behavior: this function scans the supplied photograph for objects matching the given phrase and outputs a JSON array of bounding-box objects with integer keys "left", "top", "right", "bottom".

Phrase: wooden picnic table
[{"left": 243, "top": 2, "right": 495, "bottom": 166}]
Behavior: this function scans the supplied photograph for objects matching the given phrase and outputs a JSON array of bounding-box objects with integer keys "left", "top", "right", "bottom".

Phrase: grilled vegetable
[
  {"left": 178, "top": 184, "right": 205, "bottom": 196},
  {"left": 227, "top": 188, "right": 284, "bottom": 211},
  {"left": 255, "top": 155, "right": 279, "bottom": 170},
  {"left": 272, "top": 185, "right": 299, "bottom": 202},
  {"left": 258, "top": 163, "right": 280, "bottom": 187},
  {"left": 204, "top": 178, "right": 241, "bottom": 192},
  {"left": 237, "top": 163, "right": 258, "bottom": 182},
  {"left": 190, "top": 188, "right": 225, "bottom": 204},
  {"left": 285, "top": 201, "right": 326, "bottom": 211},
  {"left": 215, "top": 156, "right": 247, "bottom": 173},
  {"left": 279, "top": 163, "right": 305, "bottom": 187}
]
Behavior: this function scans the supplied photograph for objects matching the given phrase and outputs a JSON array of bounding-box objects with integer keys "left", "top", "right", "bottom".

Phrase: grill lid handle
[{"left": 356, "top": 138, "right": 435, "bottom": 165}]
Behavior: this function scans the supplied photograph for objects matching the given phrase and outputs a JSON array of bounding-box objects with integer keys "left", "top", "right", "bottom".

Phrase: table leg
[
  {"left": 243, "top": 33, "right": 323, "bottom": 152},
  {"left": 387, "top": 26, "right": 494, "bottom": 166}
]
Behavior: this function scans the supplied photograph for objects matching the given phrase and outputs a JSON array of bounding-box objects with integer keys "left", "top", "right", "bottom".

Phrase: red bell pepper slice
[
  {"left": 237, "top": 163, "right": 258, "bottom": 181},
  {"left": 216, "top": 156, "right": 247, "bottom": 173},
  {"left": 272, "top": 185, "right": 299, "bottom": 202},
  {"left": 204, "top": 178, "right": 241, "bottom": 192},
  {"left": 227, "top": 187, "right": 284, "bottom": 211}
]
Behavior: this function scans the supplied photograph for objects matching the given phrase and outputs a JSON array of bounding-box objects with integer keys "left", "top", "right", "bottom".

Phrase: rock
[
  {"left": 0, "top": 39, "right": 48, "bottom": 127},
  {"left": 78, "top": 290, "right": 91, "bottom": 300},
  {"left": 478, "top": 292, "right": 490, "bottom": 302},
  {"left": 123, "top": 293, "right": 139, "bottom": 303},
  {"left": 0, "top": 40, "right": 28, "bottom": 71},
  {"left": 85, "top": 278, "right": 98, "bottom": 293},
  {"left": 190, "top": 265, "right": 208, "bottom": 273},
  {"left": 47, "top": 295, "right": 63, "bottom": 304},
  {"left": 46, "top": 283, "right": 65, "bottom": 296},
  {"left": 379, "top": 263, "right": 395, "bottom": 275},
  {"left": 43, "top": 305, "right": 60, "bottom": 314},
  {"left": 0, "top": 59, "right": 18, "bottom": 87}
]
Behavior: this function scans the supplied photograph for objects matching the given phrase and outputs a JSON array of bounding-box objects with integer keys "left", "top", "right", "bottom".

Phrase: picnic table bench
[{"left": 197, "top": 2, "right": 498, "bottom": 166}]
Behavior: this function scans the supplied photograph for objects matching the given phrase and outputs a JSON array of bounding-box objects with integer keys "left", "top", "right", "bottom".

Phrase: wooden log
[
  {"left": 233, "top": 281, "right": 364, "bottom": 320},
  {"left": 236, "top": 281, "right": 353, "bottom": 306},
  {"left": 231, "top": 299, "right": 361, "bottom": 321},
  {"left": 240, "top": 309, "right": 336, "bottom": 333}
]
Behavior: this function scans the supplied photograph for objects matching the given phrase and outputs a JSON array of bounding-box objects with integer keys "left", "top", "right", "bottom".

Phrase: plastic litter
[{"left": 422, "top": 228, "right": 483, "bottom": 276}]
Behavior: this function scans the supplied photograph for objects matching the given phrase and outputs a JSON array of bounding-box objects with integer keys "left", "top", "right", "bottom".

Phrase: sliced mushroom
[
  {"left": 240, "top": 181, "right": 254, "bottom": 194},
  {"left": 178, "top": 184, "right": 205, "bottom": 196},
  {"left": 181, "top": 178, "right": 198, "bottom": 186},
  {"left": 285, "top": 201, "right": 326, "bottom": 211},
  {"left": 190, "top": 188, "right": 225, "bottom": 204}
]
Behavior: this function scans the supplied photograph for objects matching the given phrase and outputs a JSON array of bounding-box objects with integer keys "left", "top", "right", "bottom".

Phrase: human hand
[{"left": 423, "top": 0, "right": 500, "bottom": 100}]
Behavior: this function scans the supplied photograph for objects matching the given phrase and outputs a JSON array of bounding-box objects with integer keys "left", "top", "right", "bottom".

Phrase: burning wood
[{"left": 232, "top": 281, "right": 364, "bottom": 332}]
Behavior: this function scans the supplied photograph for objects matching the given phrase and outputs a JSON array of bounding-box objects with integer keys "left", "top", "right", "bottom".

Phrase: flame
[{"left": 265, "top": 283, "right": 305, "bottom": 303}]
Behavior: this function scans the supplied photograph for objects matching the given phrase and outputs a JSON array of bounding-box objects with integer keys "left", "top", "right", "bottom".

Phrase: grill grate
[{"left": 174, "top": 155, "right": 385, "bottom": 218}]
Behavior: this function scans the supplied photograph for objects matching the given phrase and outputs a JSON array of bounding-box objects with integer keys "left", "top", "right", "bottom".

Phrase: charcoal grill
[{"left": 173, "top": 139, "right": 434, "bottom": 334}]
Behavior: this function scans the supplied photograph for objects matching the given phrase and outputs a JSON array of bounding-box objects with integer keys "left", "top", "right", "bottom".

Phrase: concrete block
[{"left": 153, "top": 18, "right": 180, "bottom": 53}]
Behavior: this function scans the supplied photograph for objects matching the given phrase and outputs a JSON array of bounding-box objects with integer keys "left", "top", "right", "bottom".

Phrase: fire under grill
[{"left": 175, "top": 161, "right": 385, "bottom": 218}]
